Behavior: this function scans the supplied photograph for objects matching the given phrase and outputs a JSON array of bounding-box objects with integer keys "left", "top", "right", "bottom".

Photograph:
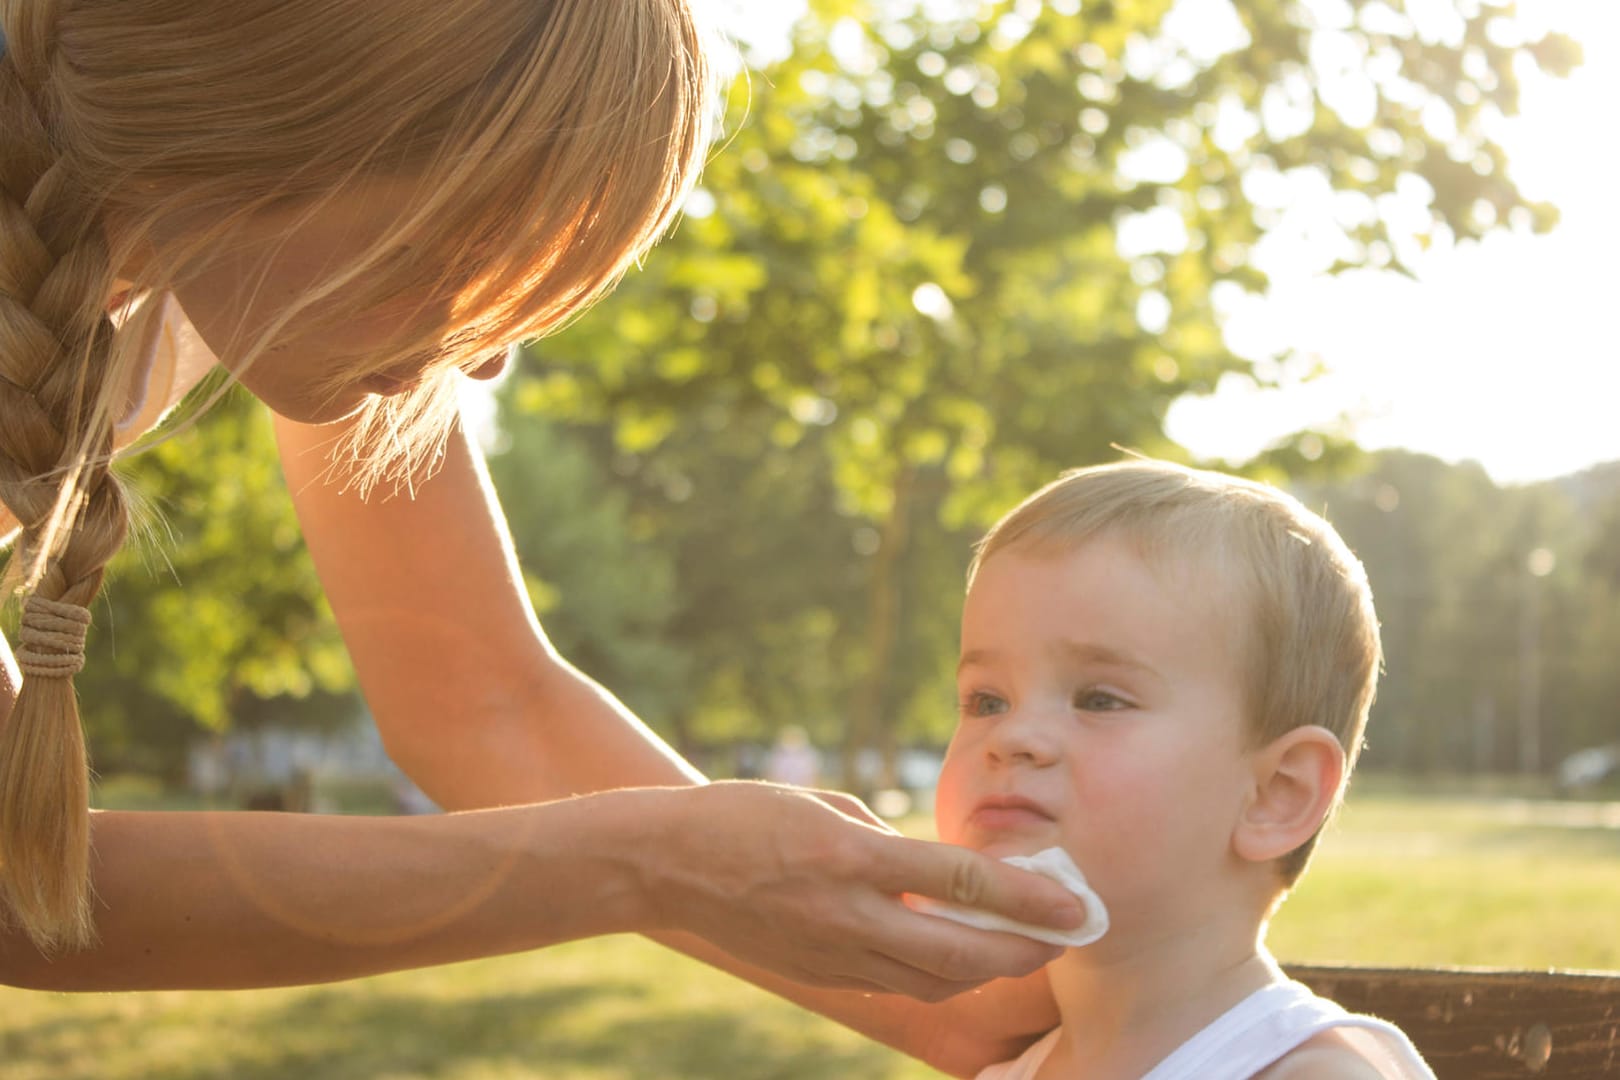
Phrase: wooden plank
[{"left": 1286, "top": 964, "right": 1620, "bottom": 1078}]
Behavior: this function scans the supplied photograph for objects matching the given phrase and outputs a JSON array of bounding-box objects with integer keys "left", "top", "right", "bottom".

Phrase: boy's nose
[{"left": 985, "top": 707, "right": 1060, "bottom": 767}]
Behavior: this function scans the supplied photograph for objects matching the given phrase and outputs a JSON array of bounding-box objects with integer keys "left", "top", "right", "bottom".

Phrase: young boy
[{"left": 932, "top": 459, "right": 1434, "bottom": 1079}]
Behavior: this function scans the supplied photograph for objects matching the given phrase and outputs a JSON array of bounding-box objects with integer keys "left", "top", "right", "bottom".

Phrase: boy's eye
[
  {"left": 959, "top": 690, "right": 1008, "bottom": 718},
  {"left": 1074, "top": 688, "right": 1131, "bottom": 712}
]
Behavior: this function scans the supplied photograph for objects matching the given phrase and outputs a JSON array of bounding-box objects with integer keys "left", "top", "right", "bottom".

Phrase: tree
[
  {"left": 507, "top": 0, "right": 1573, "bottom": 782},
  {"left": 1299, "top": 449, "right": 1616, "bottom": 777}
]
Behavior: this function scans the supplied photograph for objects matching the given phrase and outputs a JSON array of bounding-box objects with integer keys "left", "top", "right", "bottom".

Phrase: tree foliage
[
  {"left": 1302, "top": 451, "right": 1618, "bottom": 776},
  {"left": 505, "top": 0, "right": 1574, "bottom": 783}
]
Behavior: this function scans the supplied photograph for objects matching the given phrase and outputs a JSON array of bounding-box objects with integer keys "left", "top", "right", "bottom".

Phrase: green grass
[
  {"left": 1270, "top": 792, "right": 1620, "bottom": 971},
  {"left": 4, "top": 790, "right": 1617, "bottom": 1078},
  {"left": 0, "top": 937, "right": 937, "bottom": 1080}
]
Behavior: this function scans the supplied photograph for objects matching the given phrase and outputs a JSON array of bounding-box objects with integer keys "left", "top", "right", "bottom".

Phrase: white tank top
[{"left": 977, "top": 980, "right": 1435, "bottom": 1079}]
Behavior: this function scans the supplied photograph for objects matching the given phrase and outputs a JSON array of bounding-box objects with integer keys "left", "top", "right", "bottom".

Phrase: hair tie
[{"left": 17, "top": 595, "right": 91, "bottom": 679}]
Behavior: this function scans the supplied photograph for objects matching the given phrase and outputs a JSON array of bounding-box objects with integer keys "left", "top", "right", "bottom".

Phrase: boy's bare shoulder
[{"left": 1256, "top": 1027, "right": 1428, "bottom": 1080}]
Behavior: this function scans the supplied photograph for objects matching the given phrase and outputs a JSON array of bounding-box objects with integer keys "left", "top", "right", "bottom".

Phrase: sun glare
[
  {"left": 701, "top": 1, "right": 1617, "bottom": 486},
  {"left": 1168, "top": 0, "right": 1620, "bottom": 485}
]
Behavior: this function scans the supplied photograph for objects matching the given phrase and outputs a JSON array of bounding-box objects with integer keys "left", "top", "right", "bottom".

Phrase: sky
[
  {"left": 705, "top": 0, "right": 1619, "bottom": 488},
  {"left": 1162, "top": 0, "right": 1620, "bottom": 485}
]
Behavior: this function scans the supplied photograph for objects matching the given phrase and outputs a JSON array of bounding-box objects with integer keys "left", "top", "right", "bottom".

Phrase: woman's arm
[
  {"left": 0, "top": 779, "right": 1056, "bottom": 1003},
  {"left": 275, "top": 407, "right": 1064, "bottom": 1075},
  {"left": 0, "top": 792, "right": 652, "bottom": 991},
  {"left": 4, "top": 634, "right": 1055, "bottom": 1011},
  {"left": 0, "top": 733, "right": 1052, "bottom": 1017}
]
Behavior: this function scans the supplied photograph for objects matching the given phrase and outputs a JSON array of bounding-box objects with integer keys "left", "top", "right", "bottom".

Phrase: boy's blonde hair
[
  {"left": 968, "top": 460, "right": 1381, "bottom": 884},
  {"left": 0, "top": 0, "right": 715, "bottom": 952}
]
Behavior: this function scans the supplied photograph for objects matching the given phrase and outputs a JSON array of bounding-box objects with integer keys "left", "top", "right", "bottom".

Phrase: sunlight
[
  {"left": 1168, "top": 0, "right": 1620, "bottom": 484},
  {"left": 702, "top": 1, "right": 1618, "bottom": 485}
]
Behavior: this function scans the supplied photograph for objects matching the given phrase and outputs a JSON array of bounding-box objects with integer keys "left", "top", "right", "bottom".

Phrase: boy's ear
[{"left": 1232, "top": 726, "right": 1346, "bottom": 864}]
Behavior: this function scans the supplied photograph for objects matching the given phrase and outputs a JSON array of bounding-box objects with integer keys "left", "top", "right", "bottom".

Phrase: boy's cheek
[
  {"left": 1058, "top": 769, "right": 1164, "bottom": 853},
  {"left": 931, "top": 752, "right": 974, "bottom": 846}
]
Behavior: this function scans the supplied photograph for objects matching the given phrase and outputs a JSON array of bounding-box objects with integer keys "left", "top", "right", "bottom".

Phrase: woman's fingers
[
  {"left": 807, "top": 947, "right": 1026, "bottom": 1003},
  {"left": 854, "top": 901, "right": 1065, "bottom": 997},
  {"left": 652, "top": 782, "right": 1082, "bottom": 1000},
  {"left": 791, "top": 787, "right": 1086, "bottom": 938},
  {"left": 872, "top": 835, "right": 1088, "bottom": 937}
]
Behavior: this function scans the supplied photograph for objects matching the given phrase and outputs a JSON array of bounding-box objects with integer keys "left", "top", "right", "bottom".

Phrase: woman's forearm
[
  {"left": 0, "top": 794, "right": 654, "bottom": 992},
  {"left": 384, "top": 649, "right": 703, "bottom": 810},
  {"left": 274, "top": 411, "right": 703, "bottom": 809}
]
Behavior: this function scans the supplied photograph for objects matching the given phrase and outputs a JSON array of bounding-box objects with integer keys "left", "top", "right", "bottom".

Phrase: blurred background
[{"left": 7, "top": 1, "right": 1617, "bottom": 1076}]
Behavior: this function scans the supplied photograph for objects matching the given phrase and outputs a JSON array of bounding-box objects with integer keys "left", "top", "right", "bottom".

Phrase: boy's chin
[
  {"left": 973, "top": 837, "right": 1056, "bottom": 861},
  {"left": 936, "top": 820, "right": 1065, "bottom": 861}
]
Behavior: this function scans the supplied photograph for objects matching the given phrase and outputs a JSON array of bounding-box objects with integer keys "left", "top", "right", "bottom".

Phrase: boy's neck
[{"left": 1037, "top": 890, "right": 1282, "bottom": 1079}]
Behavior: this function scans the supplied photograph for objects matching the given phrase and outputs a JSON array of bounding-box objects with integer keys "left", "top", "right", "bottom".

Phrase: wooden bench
[{"left": 1287, "top": 964, "right": 1620, "bottom": 1077}]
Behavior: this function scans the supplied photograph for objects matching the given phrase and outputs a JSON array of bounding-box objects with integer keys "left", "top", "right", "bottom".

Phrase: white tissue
[{"left": 912, "top": 846, "right": 1109, "bottom": 948}]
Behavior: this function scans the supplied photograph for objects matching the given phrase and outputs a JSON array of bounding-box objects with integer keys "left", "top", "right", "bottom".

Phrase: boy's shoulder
[{"left": 1255, "top": 1027, "right": 1429, "bottom": 1080}]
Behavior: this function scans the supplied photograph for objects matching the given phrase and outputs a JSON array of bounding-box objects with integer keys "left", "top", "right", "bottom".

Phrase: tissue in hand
[{"left": 911, "top": 846, "right": 1109, "bottom": 948}]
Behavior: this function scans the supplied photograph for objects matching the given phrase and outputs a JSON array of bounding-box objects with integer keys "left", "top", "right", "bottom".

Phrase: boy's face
[{"left": 935, "top": 534, "right": 1260, "bottom": 930}]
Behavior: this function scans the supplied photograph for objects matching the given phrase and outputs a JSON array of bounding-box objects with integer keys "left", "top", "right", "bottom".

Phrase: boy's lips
[{"left": 967, "top": 793, "right": 1055, "bottom": 831}]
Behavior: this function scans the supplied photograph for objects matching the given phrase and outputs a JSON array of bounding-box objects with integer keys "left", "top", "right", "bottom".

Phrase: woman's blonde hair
[
  {"left": 0, "top": 0, "right": 715, "bottom": 952},
  {"left": 969, "top": 459, "right": 1382, "bottom": 884}
]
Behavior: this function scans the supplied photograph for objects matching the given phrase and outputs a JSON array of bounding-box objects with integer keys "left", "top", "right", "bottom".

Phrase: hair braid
[{"left": 0, "top": 6, "right": 130, "bottom": 953}]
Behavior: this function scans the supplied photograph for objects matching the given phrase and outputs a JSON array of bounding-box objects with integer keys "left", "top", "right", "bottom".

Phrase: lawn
[
  {"left": 4, "top": 788, "right": 1617, "bottom": 1079},
  {"left": 1271, "top": 789, "right": 1620, "bottom": 972}
]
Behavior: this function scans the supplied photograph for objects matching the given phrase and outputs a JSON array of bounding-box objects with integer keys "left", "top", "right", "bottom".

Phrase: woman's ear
[{"left": 1232, "top": 726, "right": 1346, "bottom": 864}]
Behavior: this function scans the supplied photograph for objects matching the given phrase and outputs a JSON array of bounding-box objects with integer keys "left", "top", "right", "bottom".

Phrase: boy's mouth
[{"left": 967, "top": 793, "right": 1055, "bottom": 832}]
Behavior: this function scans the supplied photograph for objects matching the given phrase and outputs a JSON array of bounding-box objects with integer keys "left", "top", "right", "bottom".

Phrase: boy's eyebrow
[
  {"left": 1057, "top": 640, "right": 1163, "bottom": 680},
  {"left": 957, "top": 641, "right": 1163, "bottom": 680},
  {"left": 956, "top": 648, "right": 998, "bottom": 674}
]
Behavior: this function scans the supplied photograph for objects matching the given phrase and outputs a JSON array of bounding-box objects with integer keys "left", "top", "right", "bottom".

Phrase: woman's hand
[{"left": 643, "top": 781, "right": 1083, "bottom": 1001}]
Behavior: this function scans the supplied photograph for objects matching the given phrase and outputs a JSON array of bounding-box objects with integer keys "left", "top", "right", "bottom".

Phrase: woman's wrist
[
  {"left": 585, "top": 785, "right": 710, "bottom": 936},
  {"left": 504, "top": 786, "right": 700, "bottom": 941},
  {"left": 578, "top": 787, "right": 678, "bottom": 936}
]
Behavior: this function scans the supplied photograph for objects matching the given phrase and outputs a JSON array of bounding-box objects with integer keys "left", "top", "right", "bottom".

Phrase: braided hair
[{"left": 1, "top": 2, "right": 131, "bottom": 951}]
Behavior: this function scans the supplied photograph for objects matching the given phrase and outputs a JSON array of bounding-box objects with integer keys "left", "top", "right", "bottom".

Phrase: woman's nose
[{"left": 465, "top": 349, "right": 509, "bottom": 382}]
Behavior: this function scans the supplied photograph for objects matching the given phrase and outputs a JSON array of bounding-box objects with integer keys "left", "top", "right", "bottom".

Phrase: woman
[{"left": 0, "top": 1, "right": 1074, "bottom": 1072}]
